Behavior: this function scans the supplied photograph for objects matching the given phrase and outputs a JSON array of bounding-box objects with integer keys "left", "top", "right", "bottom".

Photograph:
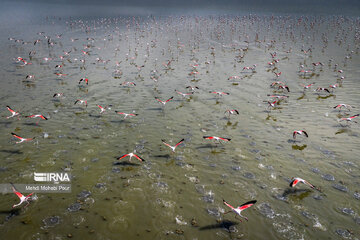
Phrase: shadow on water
[
  {"left": 146, "top": 107, "right": 163, "bottom": 111},
  {"left": 52, "top": 102, "right": 65, "bottom": 108},
  {"left": 22, "top": 83, "right": 36, "bottom": 88},
  {"left": 0, "top": 121, "right": 13, "bottom": 125},
  {"left": 199, "top": 220, "right": 238, "bottom": 231},
  {"left": 165, "top": 159, "right": 175, "bottom": 166},
  {"left": 23, "top": 122, "right": 39, "bottom": 126},
  {"left": 288, "top": 139, "right": 305, "bottom": 144},
  {"left": 112, "top": 161, "right": 140, "bottom": 166},
  {"left": 316, "top": 94, "right": 335, "bottom": 100},
  {"left": 297, "top": 93, "right": 306, "bottom": 100},
  {"left": 224, "top": 121, "right": 239, "bottom": 129},
  {"left": 292, "top": 144, "right": 307, "bottom": 150},
  {"left": 88, "top": 114, "right": 102, "bottom": 118},
  {"left": 74, "top": 111, "right": 87, "bottom": 116},
  {"left": 196, "top": 144, "right": 221, "bottom": 149},
  {"left": 109, "top": 120, "right": 125, "bottom": 124},
  {"left": 211, "top": 149, "right": 226, "bottom": 154},
  {"left": 266, "top": 114, "right": 277, "bottom": 121},
  {"left": 335, "top": 112, "right": 350, "bottom": 118},
  {"left": 77, "top": 85, "right": 88, "bottom": 91},
  {"left": 335, "top": 128, "right": 351, "bottom": 135},
  {"left": 153, "top": 154, "right": 171, "bottom": 159},
  {"left": 0, "top": 149, "right": 22, "bottom": 154},
  {"left": 0, "top": 208, "right": 21, "bottom": 222},
  {"left": 282, "top": 188, "right": 312, "bottom": 200}
]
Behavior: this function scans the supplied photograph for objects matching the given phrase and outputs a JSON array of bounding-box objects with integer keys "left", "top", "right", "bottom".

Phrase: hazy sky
[{"left": 1, "top": 0, "right": 360, "bottom": 19}]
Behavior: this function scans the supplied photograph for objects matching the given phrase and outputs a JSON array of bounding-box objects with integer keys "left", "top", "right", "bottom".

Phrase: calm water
[{"left": 0, "top": 13, "right": 360, "bottom": 240}]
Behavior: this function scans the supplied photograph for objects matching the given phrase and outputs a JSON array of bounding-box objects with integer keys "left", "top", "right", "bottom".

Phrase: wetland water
[{"left": 0, "top": 12, "right": 360, "bottom": 240}]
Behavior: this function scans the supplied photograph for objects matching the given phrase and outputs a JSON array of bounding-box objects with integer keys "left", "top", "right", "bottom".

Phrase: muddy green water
[{"left": 0, "top": 14, "right": 360, "bottom": 240}]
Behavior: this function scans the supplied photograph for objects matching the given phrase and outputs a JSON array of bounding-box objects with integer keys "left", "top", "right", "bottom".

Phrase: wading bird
[
  {"left": 6, "top": 106, "right": 20, "bottom": 119},
  {"left": 267, "top": 100, "right": 278, "bottom": 109},
  {"left": 97, "top": 105, "right": 111, "bottom": 114},
  {"left": 301, "top": 83, "right": 315, "bottom": 90},
  {"left": 203, "top": 136, "right": 231, "bottom": 143},
  {"left": 224, "top": 109, "right": 239, "bottom": 118},
  {"left": 74, "top": 99, "right": 87, "bottom": 107},
  {"left": 25, "top": 115, "right": 48, "bottom": 124},
  {"left": 186, "top": 86, "right": 199, "bottom": 92},
  {"left": 293, "top": 130, "right": 308, "bottom": 139},
  {"left": 315, "top": 87, "right": 330, "bottom": 94},
  {"left": 223, "top": 199, "right": 257, "bottom": 222},
  {"left": 333, "top": 104, "right": 353, "bottom": 111},
  {"left": 53, "top": 93, "right": 64, "bottom": 98},
  {"left": 209, "top": 91, "right": 230, "bottom": 96},
  {"left": 289, "top": 177, "right": 317, "bottom": 190},
  {"left": 339, "top": 114, "right": 359, "bottom": 123},
  {"left": 117, "top": 152, "right": 145, "bottom": 162},
  {"left": 11, "top": 132, "right": 34, "bottom": 144},
  {"left": 161, "top": 139, "right": 184, "bottom": 152},
  {"left": 155, "top": 97, "right": 173, "bottom": 106},
  {"left": 79, "top": 78, "right": 88, "bottom": 85},
  {"left": 115, "top": 111, "right": 138, "bottom": 119},
  {"left": 11, "top": 184, "right": 33, "bottom": 208},
  {"left": 175, "top": 90, "right": 193, "bottom": 98}
]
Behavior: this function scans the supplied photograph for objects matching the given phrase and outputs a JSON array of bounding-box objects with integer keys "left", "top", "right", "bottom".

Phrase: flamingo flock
[{"left": 3, "top": 12, "right": 360, "bottom": 239}]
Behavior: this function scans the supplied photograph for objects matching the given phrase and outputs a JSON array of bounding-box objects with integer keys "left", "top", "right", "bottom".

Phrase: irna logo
[{"left": 34, "top": 172, "right": 71, "bottom": 182}]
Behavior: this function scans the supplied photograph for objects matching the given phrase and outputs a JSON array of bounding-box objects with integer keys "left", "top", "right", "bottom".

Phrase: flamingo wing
[
  {"left": 223, "top": 199, "right": 235, "bottom": 209},
  {"left": 238, "top": 200, "right": 257, "bottom": 210},
  {"left": 12, "top": 187, "right": 23, "bottom": 199},
  {"left": 175, "top": 139, "right": 185, "bottom": 147},
  {"left": 134, "top": 154, "right": 145, "bottom": 162},
  {"left": 11, "top": 133, "right": 22, "bottom": 140},
  {"left": 117, "top": 154, "right": 129, "bottom": 160},
  {"left": 290, "top": 178, "right": 300, "bottom": 187},
  {"left": 165, "top": 97, "right": 174, "bottom": 102}
]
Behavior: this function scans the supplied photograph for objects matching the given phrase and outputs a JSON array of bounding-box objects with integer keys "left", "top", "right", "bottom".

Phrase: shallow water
[{"left": 0, "top": 13, "right": 360, "bottom": 240}]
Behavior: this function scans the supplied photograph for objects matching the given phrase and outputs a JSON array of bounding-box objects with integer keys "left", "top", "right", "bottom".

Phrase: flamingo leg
[{"left": 234, "top": 215, "right": 243, "bottom": 222}]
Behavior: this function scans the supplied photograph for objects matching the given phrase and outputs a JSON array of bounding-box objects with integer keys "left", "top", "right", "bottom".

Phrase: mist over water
[
  {"left": 0, "top": 1, "right": 360, "bottom": 239},
  {"left": 1, "top": 0, "right": 360, "bottom": 20}
]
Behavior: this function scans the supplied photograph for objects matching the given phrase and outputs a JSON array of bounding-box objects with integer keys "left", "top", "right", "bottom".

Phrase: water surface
[{"left": 0, "top": 12, "right": 360, "bottom": 240}]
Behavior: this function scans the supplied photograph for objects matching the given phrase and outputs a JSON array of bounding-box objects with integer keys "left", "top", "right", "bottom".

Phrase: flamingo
[
  {"left": 53, "top": 93, "right": 64, "bottom": 98},
  {"left": 316, "top": 87, "right": 330, "bottom": 94},
  {"left": 11, "top": 184, "right": 33, "bottom": 208},
  {"left": 74, "top": 99, "right": 88, "bottom": 107},
  {"left": 117, "top": 152, "right": 145, "bottom": 162},
  {"left": 79, "top": 78, "right": 88, "bottom": 85},
  {"left": 224, "top": 109, "right": 239, "bottom": 118},
  {"left": 11, "top": 132, "right": 34, "bottom": 144},
  {"left": 203, "top": 136, "right": 231, "bottom": 143},
  {"left": 209, "top": 91, "right": 230, "bottom": 96},
  {"left": 223, "top": 199, "right": 257, "bottom": 221},
  {"left": 289, "top": 177, "right": 316, "bottom": 190},
  {"left": 6, "top": 106, "right": 20, "bottom": 119},
  {"left": 339, "top": 114, "right": 359, "bottom": 123},
  {"left": 115, "top": 111, "right": 138, "bottom": 119},
  {"left": 25, "top": 115, "right": 48, "bottom": 124},
  {"left": 97, "top": 105, "right": 111, "bottom": 114},
  {"left": 301, "top": 83, "right": 315, "bottom": 90},
  {"left": 333, "top": 104, "right": 353, "bottom": 111},
  {"left": 293, "top": 130, "right": 308, "bottom": 139},
  {"left": 267, "top": 100, "right": 278, "bottom": 109},
  {"left": 175, "top": 90, "right": 193, "bottom": 98},
  {"left": 155, "top": 97, "right": 173, "bottom": 106},
  {"left": 278, "top": 85, "right": 290, "bottom": 92},
  {"left": 161, "top": 139, "right": 184, "bottom": 152},
  {"left": 186, "top": 86, "right": 199, "bottom": 92}
]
